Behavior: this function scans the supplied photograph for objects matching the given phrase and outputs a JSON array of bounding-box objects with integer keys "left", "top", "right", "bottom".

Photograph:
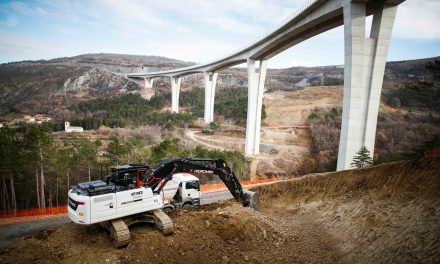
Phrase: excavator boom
[{"left": 145, "top": 158, "right": 259, "bottom": 210}]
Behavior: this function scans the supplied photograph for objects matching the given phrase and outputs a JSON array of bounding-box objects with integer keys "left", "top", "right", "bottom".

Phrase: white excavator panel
[
  {"left": 68, "top": 186, "right": 163, "bottom": 225},
  {"left": 90, "top": 193, "right": 116, "bottom": 224},
  {"left": 114, "top": 187, "right": 163, "bottom": 219}
]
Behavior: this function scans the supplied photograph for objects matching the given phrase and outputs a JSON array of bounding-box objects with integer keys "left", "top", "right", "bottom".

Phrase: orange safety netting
[
  {"left": 0, "top": 206, "right": 67, "bottom": 219},
  {"left": 200, "top": 177, "right": 280, "bottom": 193}
]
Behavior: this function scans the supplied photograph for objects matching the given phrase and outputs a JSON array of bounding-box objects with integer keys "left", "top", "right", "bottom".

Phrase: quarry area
[
  {"left": 1, "top": 157, "right": 438, "bottom": 264},
  {"left": 185, "top": 85, "right": 342, "bottom": 179}
]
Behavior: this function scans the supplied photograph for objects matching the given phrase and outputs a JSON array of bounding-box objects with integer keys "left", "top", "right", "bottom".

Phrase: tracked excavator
[{"left": 68, "top": 158, "right": 259, "bottom": 247}]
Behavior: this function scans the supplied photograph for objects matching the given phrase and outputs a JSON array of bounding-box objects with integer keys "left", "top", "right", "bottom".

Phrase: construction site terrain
[{"left": 0, "top": 158, "right": 439, "bottom": 264}]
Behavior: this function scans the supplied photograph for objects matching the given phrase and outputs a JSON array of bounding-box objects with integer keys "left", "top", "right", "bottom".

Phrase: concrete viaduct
[{"left": 127, "top": 0, "right": 405, "bottom": 171}]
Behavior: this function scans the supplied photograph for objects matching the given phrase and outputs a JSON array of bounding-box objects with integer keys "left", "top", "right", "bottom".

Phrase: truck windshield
[{"left": 186, "top": 181, "right": 200, "bottom": 191}]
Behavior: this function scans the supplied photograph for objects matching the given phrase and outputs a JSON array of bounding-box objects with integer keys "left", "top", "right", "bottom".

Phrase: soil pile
[
  {"left": 0, "top": 201, "right": 342, "bottom": 264},
  {"left": 255, "top": 157, "right": 440, "bottom": 263},
  {"left": 0, "top": 158, "right": 439, "bottom": 263}
]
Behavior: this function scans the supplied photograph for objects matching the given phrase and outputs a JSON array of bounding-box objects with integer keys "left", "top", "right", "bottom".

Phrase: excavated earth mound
[
  {"left": 0, "top": 158, "right": 439, "bottom": 264},
  {"left": 255, "top": 157, "right": 440, "bottom": 263}
]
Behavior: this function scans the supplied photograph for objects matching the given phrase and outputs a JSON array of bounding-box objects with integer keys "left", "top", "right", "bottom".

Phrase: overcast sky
[{"left": 0, "top": 0, "right": 439, "bottom": 67}]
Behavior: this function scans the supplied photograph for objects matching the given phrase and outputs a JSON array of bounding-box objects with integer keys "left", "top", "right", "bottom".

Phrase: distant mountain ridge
[
  {"left": 0, "top": 53, "right": 193, "bottom": 119},
  {"left": 2, "top": 53, "right": 194, "bottom": 74},
  {"left": 0, "top": 53, "right": 438, "bottom": 121}
]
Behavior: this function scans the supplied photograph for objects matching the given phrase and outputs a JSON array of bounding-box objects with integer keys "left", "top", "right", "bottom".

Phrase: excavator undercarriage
[{"left": 101, "top": 209, "right": 174, "bottom": 247}]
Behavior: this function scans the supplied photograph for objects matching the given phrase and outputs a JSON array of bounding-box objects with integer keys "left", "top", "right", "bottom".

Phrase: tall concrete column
[
  {"left": 245, "top": 59, "right": 267, "bottom": 155},
  {"left": 171, "top": 76, "right": 181, "bottom": 113},
  {"left": 204, "top": 71, "right": 218, "bottom": 123},
  {"left": 144, "top": 78, "right": 155, "bottom": 88},
  {"left": 337, "top": 1, "right": 397, "bottom": 171}
]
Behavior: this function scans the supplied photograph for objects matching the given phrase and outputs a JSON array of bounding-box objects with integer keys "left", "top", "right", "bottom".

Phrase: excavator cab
[{"left": 107, "top": 164, "right": 150, "bottom": 190}]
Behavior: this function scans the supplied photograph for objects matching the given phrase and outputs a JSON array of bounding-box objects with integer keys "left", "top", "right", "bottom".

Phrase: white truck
[
  {"left": 161, "top": 173, "right": 201, "bottom": 211},
  {"left": 68, "top": 158, "right": 258, "bottom": 247}
]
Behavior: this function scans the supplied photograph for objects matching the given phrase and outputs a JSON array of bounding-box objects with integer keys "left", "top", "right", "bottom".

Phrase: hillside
[
  {"left": 0, "top": 55, "right": 438, "bottom": 122},
  {"left": 4, "top": 53, "right": 193, "bottom": 73},
  {"left": 0, "top": 53, "right": 192, "bottom": 120},
  {"left": 1, "top": 158, "right": 438, "bottom": 263}
]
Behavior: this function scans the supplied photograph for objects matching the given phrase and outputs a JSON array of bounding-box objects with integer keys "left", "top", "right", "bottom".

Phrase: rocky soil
[{"left": 1, "top": 157, "right": 439, "bottom": 264}]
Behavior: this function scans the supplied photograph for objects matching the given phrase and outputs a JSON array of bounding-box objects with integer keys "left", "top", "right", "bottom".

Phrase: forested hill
[{"left": 67, "top": 86, "right": 264, "bottom": 130}]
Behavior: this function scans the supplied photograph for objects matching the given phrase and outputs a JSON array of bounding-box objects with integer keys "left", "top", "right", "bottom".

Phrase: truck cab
[{"left": 162, "top": 173, "right": 201, "bottom": 210}]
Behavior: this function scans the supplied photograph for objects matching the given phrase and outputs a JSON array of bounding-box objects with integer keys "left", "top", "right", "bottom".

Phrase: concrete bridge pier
[
  {"left": 171, "top": 76, "right": 181, "bottom": 113},
  {"left": 245, "top": 59, "right": 267, "bottom": 155},
  {"left": 204, "top": 72, "right": 218, "bottom": 123},
  {"left": 337, "top": 1, "right": 398, "bottom": 170},
  {"left": 144, "top": 78, "right": 155, "bottom": 88}
]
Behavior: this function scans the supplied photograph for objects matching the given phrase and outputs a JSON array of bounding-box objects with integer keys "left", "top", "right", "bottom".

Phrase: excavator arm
[{"left": 144, "top": 158, "right": 259, "bottom": 210}]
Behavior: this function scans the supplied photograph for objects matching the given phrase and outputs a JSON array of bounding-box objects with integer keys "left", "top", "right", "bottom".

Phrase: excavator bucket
[{"left": 243, "top": 190, "right": 259, "bottom": 211}]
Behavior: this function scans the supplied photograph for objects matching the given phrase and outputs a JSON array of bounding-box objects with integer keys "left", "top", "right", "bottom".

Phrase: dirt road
[
  {"left": 185, "top": 130, "right": 228, "bottom": 151},
  {"left": 184, "top": 87, "right": 343, "bottom": 179}
]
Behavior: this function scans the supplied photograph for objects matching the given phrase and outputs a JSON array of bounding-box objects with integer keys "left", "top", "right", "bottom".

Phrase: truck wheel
[
  {"left": 163, "top": 205, "right": 175, "bottom": 213},
  {"left": 182, "top": 203, "right": 192, "bottom": 209}
]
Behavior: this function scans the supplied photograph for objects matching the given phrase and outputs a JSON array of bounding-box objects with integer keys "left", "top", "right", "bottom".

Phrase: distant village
[
  {"left": 13, "top": 114, "right": 52, "bottom": 124},
  {"left": 0, "top": 114, "right": 84, "bottom": 133}
]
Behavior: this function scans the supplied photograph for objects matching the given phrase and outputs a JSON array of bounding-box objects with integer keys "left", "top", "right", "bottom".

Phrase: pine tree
[
  {"left": 23, "top": 126, "right": 53, "bottom": 208},
  {"left": 0, "top": 126, "right": 18, "bottom": 211},
  {"left": 351, "top": 146, "right": 373, "bottom": 168},
  {"left": 107, "top": 137, "right": 130, "bottom": 165}
]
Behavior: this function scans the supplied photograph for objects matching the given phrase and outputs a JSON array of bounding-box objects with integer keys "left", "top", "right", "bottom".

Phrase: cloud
[
  {"left": 0, "top": 16, "right": 19, "bottom": 28},
  {"left": 150, "top": 39, "right": 238, "bottom": 64},
  {"left": 143, "top": 0, "right": 296, "bottom": 35},
  {"left": 393, "top": 0, "right": 440, "bottom": 40},
  {"left": 10, "top": 1, "right": 47, "bottom": 16},
  {"left": 0, "top": 0, "right": 438, "bottom": 65},
  {"left": 0, "top": 31, "right": 74, "bottom": 62}
]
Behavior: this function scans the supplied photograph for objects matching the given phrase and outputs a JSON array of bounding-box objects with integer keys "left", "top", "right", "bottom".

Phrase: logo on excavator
[
  {"left": 193, "top": 169, "right": 213, "bottom": 174},
  {"left": 131, "top": 191, "right": 143, "bottom": 196}
]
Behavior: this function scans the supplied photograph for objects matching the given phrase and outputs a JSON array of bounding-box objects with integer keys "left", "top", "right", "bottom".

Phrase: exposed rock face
[
  {"left": 63, "top": 68, "right": 131, "bottom": 94},
  {"left": 0, "top": 53, "right": 191, "bottom": 119}
]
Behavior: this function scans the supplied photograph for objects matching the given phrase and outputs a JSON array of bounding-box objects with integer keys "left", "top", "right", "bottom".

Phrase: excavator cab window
[
  {"left": 110, "top": 169, "right": 138, "bottom": 189},
  {"left": 126, "top": 170, "right": 139, "bottom": 188}
]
